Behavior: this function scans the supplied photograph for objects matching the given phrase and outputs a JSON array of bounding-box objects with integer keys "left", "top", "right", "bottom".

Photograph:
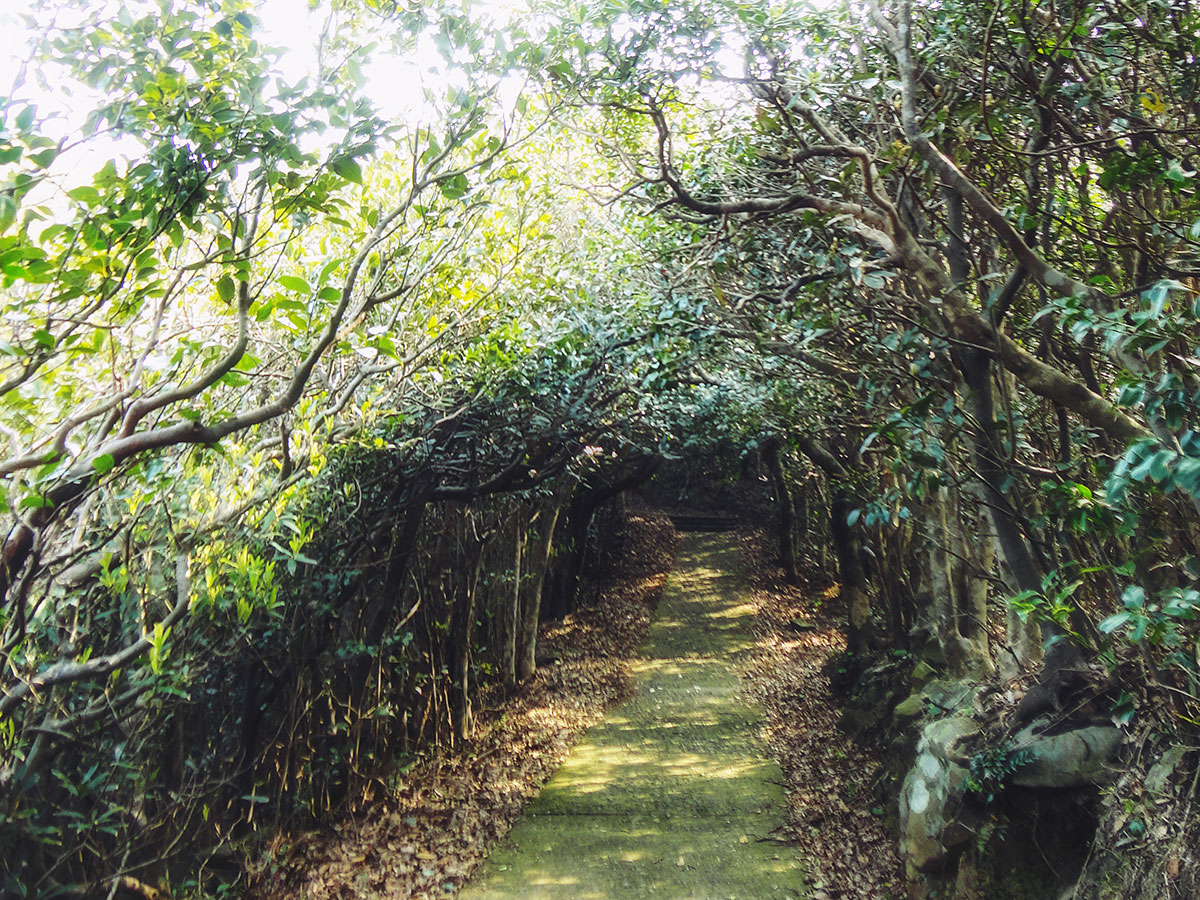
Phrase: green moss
[{"left": 460, "top": 533, "right": 806, "bottom": 900}]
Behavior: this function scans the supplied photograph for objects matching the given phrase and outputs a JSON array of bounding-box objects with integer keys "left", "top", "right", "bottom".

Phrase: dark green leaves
[{"left": 439, "top": 173, "right": 470, "bottom": 199}]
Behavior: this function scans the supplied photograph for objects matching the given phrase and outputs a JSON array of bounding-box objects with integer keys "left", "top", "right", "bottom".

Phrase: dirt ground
[
  {"left": 737, "top": 528, "right": 906, "bottom": 899},
  {"left": 248, "top": 516, "right": 904, "bottom": 899}
]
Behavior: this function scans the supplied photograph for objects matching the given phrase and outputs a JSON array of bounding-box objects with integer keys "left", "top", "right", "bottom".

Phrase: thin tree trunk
[
  {"left": 796, "top": 435, "right": 874, "bottom": 654},
  {"left": 451, "top": 547, "right": 483, "bottom": 743},
  {"left": 501, "top": 509, "right": 525, "bottom": 692},
  {"left": 831, "top": 490, "right": 874, "bottom": 655},
  {"left": 518, "top": 500, "right": 563, "bottom": 682},
  {"left": 763, "top": 437, "right": 799, "bottom": 584}
]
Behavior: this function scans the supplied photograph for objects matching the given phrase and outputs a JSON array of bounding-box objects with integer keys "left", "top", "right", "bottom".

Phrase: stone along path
[{"left": 460, "top": 532, "right": 806, "bottom": 900}]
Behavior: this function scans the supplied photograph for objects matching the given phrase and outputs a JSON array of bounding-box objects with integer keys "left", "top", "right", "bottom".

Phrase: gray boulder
[
  {"left": 898, "top": 714, "right": 978, "bottom": 874},
  {"left": 1011, "top": 722, "right": 1123, "bottom": 788}
]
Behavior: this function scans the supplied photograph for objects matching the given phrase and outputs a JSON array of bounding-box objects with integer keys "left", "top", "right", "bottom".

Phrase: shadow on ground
[{"left": 459, "top": 533, "right": 807, "bottom": 900}]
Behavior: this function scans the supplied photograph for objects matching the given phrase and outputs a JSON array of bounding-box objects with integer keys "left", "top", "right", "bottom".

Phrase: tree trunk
[
  {"left": 518, "top": 500, "right": 563, "bottom": 682},
  {"left": 962, "top": 483, "right": 997, "bottom": 674},
  {"left": 796, "top": 435, "right": 874, "bottom": 654},
  {"left": 923, "top": 485, "right": 958, "bottom": 660},
  {"left": 958, "top": 340, "right": 1080, "bottom": 716},
  {"left": 763, "top": 437, "right": 799, "bottom": 584},
  {"left": 501, "top": 509, "right": 525, "bottom": 692},
  {"left": 831, "top": 490, "right": 874, "bottom": 655},
  {"left": 450, "top": 544, "right": 483, "bottom": 743}
]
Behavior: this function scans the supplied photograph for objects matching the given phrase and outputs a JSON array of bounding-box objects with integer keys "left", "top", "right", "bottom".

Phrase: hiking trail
[{"left": 460, "top": 531, "right": 806, "bottom": 900}]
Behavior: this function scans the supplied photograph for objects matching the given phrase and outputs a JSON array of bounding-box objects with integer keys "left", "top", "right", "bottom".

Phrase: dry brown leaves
[
  {"left": 736, "top": 530, "right": 906, "bottom": 900},
  {"left": 247, "top": 514, "right": 678, "bottom": 900}
]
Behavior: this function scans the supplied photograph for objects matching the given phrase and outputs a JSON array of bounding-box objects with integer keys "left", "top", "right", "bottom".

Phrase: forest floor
[
  {"left": 736, "top": 530, "right": 905, "bottom": 899},
  {"left": 249, "top": 516, "right": 904, "bottom": 899},
  {"left": 458, "top": 530, "right": 806, "bottom": 899}
]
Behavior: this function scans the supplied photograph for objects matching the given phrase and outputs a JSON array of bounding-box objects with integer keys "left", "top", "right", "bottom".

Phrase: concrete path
[{"left": 459, "top": 532, "right": 806, "bottom": 900}]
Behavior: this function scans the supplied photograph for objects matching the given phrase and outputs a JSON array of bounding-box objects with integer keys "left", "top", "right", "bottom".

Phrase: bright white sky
[
  {"left": 0, "top": 0, "right": 506, "bottom": 127},
  {"left": 256, "top": 0, "right": 494, "bottom": 122},
  {"left": 0, "top": 0, "right": 524, "bottom": 200}
]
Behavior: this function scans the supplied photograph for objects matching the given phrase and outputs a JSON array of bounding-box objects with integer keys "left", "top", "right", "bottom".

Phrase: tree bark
[
  {"left": 958, "top": 342, "right": 1082, "bottom": 713},
  {"left": 830, "top": 490, "right": 874, "bottom": 655},
  {"left": 501, "top": 509, "right": 525, "bottom": 692},
  {"left": 796, "top": 435, "right": 874, "bottom": 654},
  {"left": 763, "top": 437, "right": 799, "bottom": 584},
  {"left": 518, "top": 500, "right": 563, "bottom": 682},
  {"left": 450, "top": 544, "right": 483, "bottom": 743},
  {"left": 924, "top": 484, "right": 958, "bottom": 661},
  {"left": 960, "top": 480, "right": 997, "bottom": 675}
]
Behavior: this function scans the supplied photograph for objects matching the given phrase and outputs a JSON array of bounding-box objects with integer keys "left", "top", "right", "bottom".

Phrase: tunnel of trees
[{"left": 2, "top": 0, "right": 1200, "bottom": 897}]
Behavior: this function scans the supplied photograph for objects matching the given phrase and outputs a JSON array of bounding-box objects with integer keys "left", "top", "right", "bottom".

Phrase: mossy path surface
[{"left": 459, "top": 532, "right": 806, "bottom": 900}]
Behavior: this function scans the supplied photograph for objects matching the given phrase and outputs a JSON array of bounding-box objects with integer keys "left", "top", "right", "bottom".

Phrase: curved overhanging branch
[
  {"left": 873, "top": 1, "right": 1103, "bottom": 305},
  {"left": 871, "top": 0, "right": 1167, "bottom": 449},
  {"left": 646, "top": 104, "right": 893, "bottom": 231},
  {"left": 635, "top": 45, "right": 1150, "bottom": 451},
  {"left": 116, "top": 181, "right": 270, "bottom": 439},
  {"left": 759, "top": 341, "right": 861, "bottom": 386},
  {"left": 995, "top": 331, "right": 1149, "bottom": 444},
  {"left": 0, "top": 139, "right": 511, "bottom": 605}
]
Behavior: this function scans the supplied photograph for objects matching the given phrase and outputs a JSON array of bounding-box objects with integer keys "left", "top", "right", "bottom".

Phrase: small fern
[{"left": 966, "top": 742, "right": 1036, "bottom": 804}]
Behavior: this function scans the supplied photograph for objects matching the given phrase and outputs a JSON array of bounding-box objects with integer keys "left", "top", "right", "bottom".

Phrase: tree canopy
[{"left": 3, "top": 0, "right": 1200, "bottom": 896}]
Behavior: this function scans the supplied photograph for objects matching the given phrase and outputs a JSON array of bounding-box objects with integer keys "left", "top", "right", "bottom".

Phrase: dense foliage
[{"left": 3, "top": 0, "right": 1200, "bottom": 896}]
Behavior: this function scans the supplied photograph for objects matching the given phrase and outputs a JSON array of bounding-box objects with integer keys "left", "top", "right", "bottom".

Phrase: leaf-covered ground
[
  {"left": 248, "top": 513, "right": 677, "bottom": 900},
  {"left": 737, "top": 530, "right": 906, "bottom": 900},
  {"left": 249, "top": 517, "right": 905, "bottom": 899}
]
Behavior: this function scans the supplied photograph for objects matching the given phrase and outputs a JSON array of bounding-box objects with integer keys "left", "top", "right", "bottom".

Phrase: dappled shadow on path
[{"left": 460, "top": 532, "right": 806, "bottom": 900}]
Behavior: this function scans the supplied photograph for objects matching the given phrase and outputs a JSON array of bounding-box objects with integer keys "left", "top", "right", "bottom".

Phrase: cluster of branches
[
  {"left": 538, "top": 0, "right": 1200, "bottom": 726},
  {"left": 0, "top": 2, "right": 679, "bottom": 894}
]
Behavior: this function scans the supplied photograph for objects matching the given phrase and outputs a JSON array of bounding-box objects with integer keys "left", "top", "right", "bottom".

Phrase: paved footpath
[{"left": 459, "top": 532, "right": 807, "bottom": 900}]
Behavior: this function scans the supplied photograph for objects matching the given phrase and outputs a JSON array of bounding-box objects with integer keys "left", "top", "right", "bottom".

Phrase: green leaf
[
  {"left": 1098, "top": 612, "right": 1132, "bottom": 634},
  {"left": 0, "top": 195, "right": 17, "bottom": 232},
  {"left": 66, "top": 185, "right": 102, "bottom": 207},
  {"left": 216, "top": 274, "right": 235, "bottom": 303},
  {"left": 331, "top": 156, "right": 363, "bottom": 184},
  {"left": 278, "top": 275, "right": 311, "bottom": 294},
  {"left": 439, "top": 173, "right": 469, "bottom": 199},
  {"left": 29, "top": 147, "right": 59, "bottom": 168},
  {"left": 15, "top": 104, "right": 36, "bottom": 132},
  {"left": 1122, "top": 585, "right": 1147, "bottom": 609},
  {"left": 92, "top": 454, "right": 116, "bottom": 475}
]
